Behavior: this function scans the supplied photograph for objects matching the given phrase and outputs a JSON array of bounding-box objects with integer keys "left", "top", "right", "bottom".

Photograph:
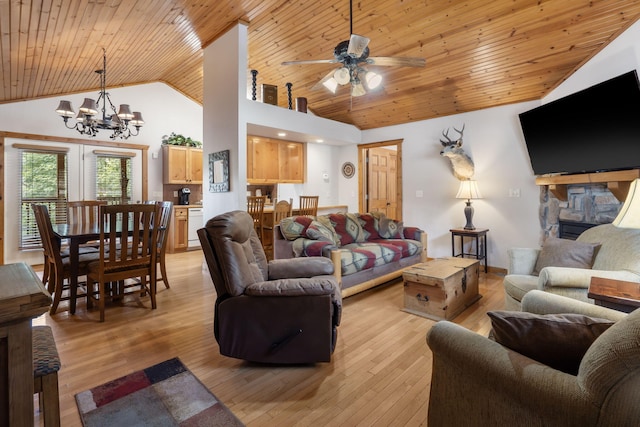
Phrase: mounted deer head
[{"left": 439, "top": 124, "right": 475, "bottom": 180}]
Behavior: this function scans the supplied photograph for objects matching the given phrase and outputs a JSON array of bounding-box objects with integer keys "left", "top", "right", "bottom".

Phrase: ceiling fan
[{"left": 281, "top": 0, "right": 426, "bottom": 97}]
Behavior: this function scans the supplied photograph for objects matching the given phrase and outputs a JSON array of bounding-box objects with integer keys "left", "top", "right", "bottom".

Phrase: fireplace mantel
[{"left": 535, "top": 169, "right": 640, "bottom": 201}]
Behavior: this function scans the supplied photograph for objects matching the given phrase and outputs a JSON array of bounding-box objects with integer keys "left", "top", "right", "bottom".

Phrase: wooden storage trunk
[{"left": 403, "top": 257, "right": 481, "bottom": 321}]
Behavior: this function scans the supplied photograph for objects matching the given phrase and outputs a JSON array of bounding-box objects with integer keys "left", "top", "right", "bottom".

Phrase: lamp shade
[
  {"left": 79, "top": 98, "right": 98, "bottom": 115},
  {"left": 333, "top": 67, "right": 351, "bottom": 85},
  {"left": 322, "top": 78, "right": 339, "bottom": 94},
  {"left": 117, "top": 104, "right": 134, "bottom": 120},
  {"left": 351, "top": 79, "right": 366, "bottom": 97},
  {"left": 456, "top": 180, "right": 482, "bottom": 200},
  {"left": 613, "top": 178, "right": 640, "bottom": 228},
  {"left": 365, "top": 71, "right": 382, "bottom": 89},
  {"left": 130, "top": 111, "right": 145, "bottom": 127},
  {"left": 55, "top": 100, "right": 75, "bottom": 117}
]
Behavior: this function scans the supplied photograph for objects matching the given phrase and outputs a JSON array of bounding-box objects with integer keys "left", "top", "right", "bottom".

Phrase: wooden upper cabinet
[
  {"left": 163, "top": 145, "right": 203, "bottom": 184},
  {"left": 247, "top": 136, "right": 305, "bottom": 183}
]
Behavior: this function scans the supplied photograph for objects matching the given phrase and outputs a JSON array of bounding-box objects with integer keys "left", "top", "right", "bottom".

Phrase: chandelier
[{"left": 55, "top": 48, "right": 144, "bottom": 139}]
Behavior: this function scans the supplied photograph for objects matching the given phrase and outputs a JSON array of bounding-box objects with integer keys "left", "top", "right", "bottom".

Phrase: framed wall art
[{"left": 209, "top": 150, "right": 230, "bottom": 192}]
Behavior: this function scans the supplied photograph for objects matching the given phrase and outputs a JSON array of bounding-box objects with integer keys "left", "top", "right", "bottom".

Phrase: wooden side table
[
  {"left": 0, "top": 263, "right": 51, "bottom": 427},
  {"left": 588, "top": 276, "right": 640, "bottom": 313},
  {"left": 450, "top": 228, "right": 489, "bottom": 273}
]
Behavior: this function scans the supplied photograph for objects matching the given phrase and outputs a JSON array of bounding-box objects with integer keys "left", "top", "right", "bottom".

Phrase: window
[
  {"left": 19, "top": 149, "right": 68, "bottom": 248},
  {"left": 96, "top": 154, "right": 132, "bottom": 204}
]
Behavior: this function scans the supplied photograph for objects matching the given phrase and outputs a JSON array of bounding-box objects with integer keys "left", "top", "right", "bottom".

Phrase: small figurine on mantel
[{"left": 439, "top": 124, "right": 475, "bottom": 180}]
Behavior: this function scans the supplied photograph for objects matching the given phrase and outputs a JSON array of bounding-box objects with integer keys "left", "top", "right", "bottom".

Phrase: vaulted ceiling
[{"left": 2, "top": 1, "right": 640, "bottom": 130}]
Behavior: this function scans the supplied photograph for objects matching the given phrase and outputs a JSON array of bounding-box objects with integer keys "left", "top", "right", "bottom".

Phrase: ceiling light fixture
[
  {"left": 55, "top": 48, "right": 144, "bottom": 139},
  {"left": 282, "top": 0, "right": 424, "bottom": 98}
]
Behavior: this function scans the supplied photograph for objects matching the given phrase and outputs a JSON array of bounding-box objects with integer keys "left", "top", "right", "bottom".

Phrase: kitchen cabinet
[
  {"left": 247, "top": 136, "right": 304, "bottom": 183},
  {"left": 168, "top": 206, "right": 189, "bottom": 252},
  {"left": 163, "top": 145, "right": 203, "bottom": 184}
]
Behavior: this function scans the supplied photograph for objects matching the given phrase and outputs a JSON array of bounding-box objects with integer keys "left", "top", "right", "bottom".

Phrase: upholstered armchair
[
  {"left": 503, "top": 223, "right": 640, "bottom": 310},
  {"left": 426, "top": 290, "right": 639, "bottom": 426},
  {"left": 198, "top": 210, "right": 342, "bottom": 364}
]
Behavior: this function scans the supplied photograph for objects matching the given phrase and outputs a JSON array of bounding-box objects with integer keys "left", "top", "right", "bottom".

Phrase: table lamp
[
  {"left": 613, "top": 178, "right": 640, "bottom": 228},
  {"left": 456, "top": 180, "right": 482, "bottom": 230}
]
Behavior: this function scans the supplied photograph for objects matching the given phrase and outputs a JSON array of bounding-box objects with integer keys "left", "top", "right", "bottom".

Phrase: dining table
[
  {"left": 51, "top": 222, "right": 102, "bottom": 314},
  {"left": 52, "top": 220, "right": 164, "bottom": 314}
]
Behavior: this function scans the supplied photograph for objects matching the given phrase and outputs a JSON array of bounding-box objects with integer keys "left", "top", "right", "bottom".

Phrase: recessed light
[
  {"left": 316, "top": 139, "right": 324, "bottom": 143},
  {"left": 277, "top": 132, "right": 286, "bottom": 137}
]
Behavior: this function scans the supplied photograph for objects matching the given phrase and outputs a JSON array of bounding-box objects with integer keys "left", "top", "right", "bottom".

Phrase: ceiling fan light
[
  {"left": 351, "top": 80, "right": 366, "bottom": 97},
  {"left": 323, "top": 78, "right": 339, "bottom": 94},
  {"left": 334, "top": 67, "right": 351, "bottom": 85},
  {"left": 365, "top": 71, "right": 382, "bottom": 89},
  {"left": 79, "top": 98, "right": 98, "bottom": 116}
]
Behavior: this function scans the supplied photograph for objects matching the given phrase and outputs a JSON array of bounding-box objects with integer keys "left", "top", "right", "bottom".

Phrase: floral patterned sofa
[{"left": 273, "top": 212, "right": 427, "bottom": 297}]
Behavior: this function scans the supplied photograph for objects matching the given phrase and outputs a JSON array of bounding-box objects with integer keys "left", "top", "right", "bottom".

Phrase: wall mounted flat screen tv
[{"left": 519, "top": 70, "right": 640, "bottom": 176}]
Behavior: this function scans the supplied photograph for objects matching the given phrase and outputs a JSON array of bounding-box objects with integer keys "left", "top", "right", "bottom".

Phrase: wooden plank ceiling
[{"left": 1, "top": 0, "right": 640, "bottom": 131}]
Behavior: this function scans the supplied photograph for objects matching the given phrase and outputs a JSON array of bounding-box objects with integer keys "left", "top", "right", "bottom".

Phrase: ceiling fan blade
[
  {"left": 367, "top": 56, "right": 426, "bottom": 67},
  {"left": 347, "top": 34, "right": 370, "bottom": 57},
  {"left": 311, "top": 68, "right": 341, "bottom": 91},
  {"left": 281, "top": 59, "right": 337, "bottom": 65}
]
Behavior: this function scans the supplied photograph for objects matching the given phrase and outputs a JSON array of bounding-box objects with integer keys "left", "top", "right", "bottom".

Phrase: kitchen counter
[{"left": 174, "top": 204, "right": 203, "bottom": 208}]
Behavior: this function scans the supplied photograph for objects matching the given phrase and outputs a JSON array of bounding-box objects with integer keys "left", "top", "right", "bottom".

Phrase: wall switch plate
[
  {"left": 173, "top": 191, "right": 178, "bottom": 197},
  {"left": 416, "top": 190, "right": 424, "bottom": 198},
  {"left": 509, "top": 188, "right": 521, "bottom": 197}
]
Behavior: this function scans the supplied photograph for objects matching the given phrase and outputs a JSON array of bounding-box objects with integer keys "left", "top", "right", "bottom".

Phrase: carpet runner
[{"left": 75, "top": 357, "right": 244, "bottom": 426}]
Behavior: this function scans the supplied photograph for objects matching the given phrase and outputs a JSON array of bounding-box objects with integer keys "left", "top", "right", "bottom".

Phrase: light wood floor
[{"left": 33, "top": 251, "right": 507, "bottom": 426}]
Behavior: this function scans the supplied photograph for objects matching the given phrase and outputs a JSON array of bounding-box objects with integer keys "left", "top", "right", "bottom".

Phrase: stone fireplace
[
  {"left": 536, "top": 170, "right": 640, "bottom": 239},
  {"left": 539, "top": 183, "right": 624, "bottom": 239}
]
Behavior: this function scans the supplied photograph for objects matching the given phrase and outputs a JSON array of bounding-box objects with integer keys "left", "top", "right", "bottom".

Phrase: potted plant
[{"left": 161, "top": 132, "right": 202, "bottom": 147}]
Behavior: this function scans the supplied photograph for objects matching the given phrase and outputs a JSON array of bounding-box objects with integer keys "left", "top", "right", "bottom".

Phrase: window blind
[{"left": 19, "top": 149, "right": 68, "bottom": 248}]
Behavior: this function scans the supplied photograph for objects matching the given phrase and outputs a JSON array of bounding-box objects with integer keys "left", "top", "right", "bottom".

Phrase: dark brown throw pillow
[
  {"left": 487, "top": 310, "right": 615, "bottom": 375},
  {"left": 533, "top": 237, "right": 600, "bottom": 275}
]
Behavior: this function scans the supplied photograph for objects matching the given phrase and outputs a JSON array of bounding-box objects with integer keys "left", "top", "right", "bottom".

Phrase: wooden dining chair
[
  {"left": 274, "top": 198, "right": 294, "bottom": 223},
  {"left": 247, "top": 196, "right": 266, "bottom": 242},
  {"left": 67, "top": 200, "right": 107, "bottom": 249},
  {"left": 86, "top": 203, "right": 160, "bottom": 322},
  {"left": 299, "top": 195, "right": 319, "bottom": 216},
  {"left": 32, "top": 204, "right": 99, "bottom": 315},
  {"left": 262, "top": 198, "right": 293, "bottom": 260},
  {"left": 67, "top": 200, "right": 107, "bottom": 226},
  {"left": 154, "top": 201, "right": 173, "bottom": 289}
]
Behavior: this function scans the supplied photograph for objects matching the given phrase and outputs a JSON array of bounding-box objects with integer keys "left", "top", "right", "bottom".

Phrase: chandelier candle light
[
  {"left": 456, "top": 180, "right": 482, "bottom": 230},
  {"left": 55, "top": 48, "right": 144, "bottom": 139}
]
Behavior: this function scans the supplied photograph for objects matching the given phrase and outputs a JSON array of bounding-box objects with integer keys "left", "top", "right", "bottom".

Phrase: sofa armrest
[
  {"left": 417, "top": 230, "right": 428, "bottom": 262},
  {"left": 268, "top": 257, "right": 334, "bottom": 280},
  {"left": 330, "top": 249, "right": 342, "bottom": 285},
  {"left": 521, "top": 290, "right": 626, "bottom": 321},
  {"left": 539, "top": 267, "right": 640, "bottom": 290},
  {"left": 508, "top": 247, "right": 540, "bottom": 275},
  {"left": 273, "top": 224, "right": 296, "bottom": 259},
  {"left": 427, "top": 321, "right": 595, "bottom": 426}
]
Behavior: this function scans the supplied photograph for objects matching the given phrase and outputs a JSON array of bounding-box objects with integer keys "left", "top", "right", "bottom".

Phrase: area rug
[{"left": 75, "top": 357, "right": 244, "bottom": 426}]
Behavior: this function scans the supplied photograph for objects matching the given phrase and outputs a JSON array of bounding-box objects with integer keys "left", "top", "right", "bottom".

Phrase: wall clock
[{"left": 342, "top": 162, "right": 355, "bottom": 179}]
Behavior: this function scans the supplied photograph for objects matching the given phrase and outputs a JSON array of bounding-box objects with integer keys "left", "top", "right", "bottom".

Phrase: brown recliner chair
[{"left": 198, "top": 210, "right": 342, "bottom": 364}]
